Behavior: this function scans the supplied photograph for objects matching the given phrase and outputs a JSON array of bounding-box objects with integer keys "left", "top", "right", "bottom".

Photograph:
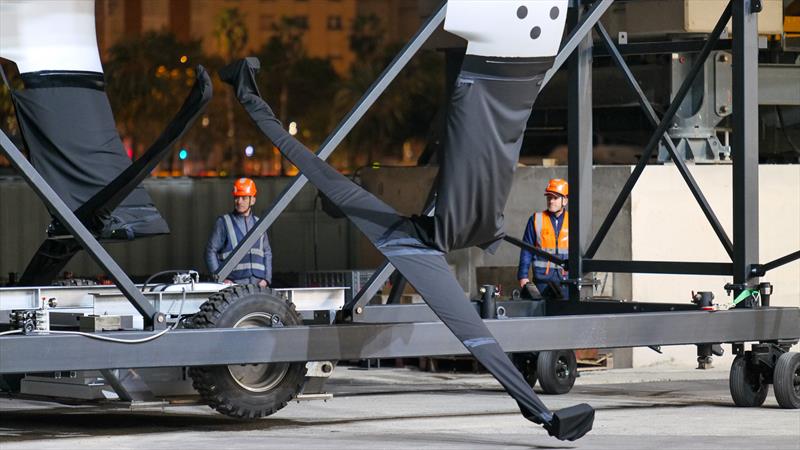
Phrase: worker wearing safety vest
[
  {"left": 517, "top": 178, "right": 569, "bottom": 299},
  {"left": 205, "top": 178, "right": 272, "bottom": 287}
]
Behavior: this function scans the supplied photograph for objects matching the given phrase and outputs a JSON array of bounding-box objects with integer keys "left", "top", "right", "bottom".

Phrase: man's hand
[
  {"left": 258, "top": 279, "right": 269, "bottom": 288},
  {"left": 519, "top": 278, "right": 530, "bottom": 288},
  {"left": 223, "top": 279, "right": 234, "bottom": 285}
]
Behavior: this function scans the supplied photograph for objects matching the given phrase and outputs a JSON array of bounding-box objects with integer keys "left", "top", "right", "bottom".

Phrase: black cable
[{"left": 141, "top": 269, "right": 194, "bottom": 292}]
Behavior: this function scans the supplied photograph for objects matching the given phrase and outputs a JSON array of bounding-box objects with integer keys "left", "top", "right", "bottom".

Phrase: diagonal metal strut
[
  {"left": 593, "top": 22, "right": 734, "bottom": 260},
  {"left": 584, "top": 1, "right": 733, "bottom": 259}
]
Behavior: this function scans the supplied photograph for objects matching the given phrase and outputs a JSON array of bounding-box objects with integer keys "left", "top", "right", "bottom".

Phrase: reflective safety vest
[
  {"left": 220, "top": 213, "right": 267, "bottom": 282},
  {"left": 533, "top": 211, "right": 569, "bottom": 276}
]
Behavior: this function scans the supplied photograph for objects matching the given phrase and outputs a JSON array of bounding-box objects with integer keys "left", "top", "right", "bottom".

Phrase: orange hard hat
[
  {"left": 233, "top": 177, "right": 257, "bottom": 197},
  {"left": 545, "top": 178, "right": 568, "bottom": 197}
]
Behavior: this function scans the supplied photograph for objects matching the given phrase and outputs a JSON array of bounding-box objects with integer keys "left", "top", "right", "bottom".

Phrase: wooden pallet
[{"left": 418, "top": 356, "right": 482, "bottom": 373}]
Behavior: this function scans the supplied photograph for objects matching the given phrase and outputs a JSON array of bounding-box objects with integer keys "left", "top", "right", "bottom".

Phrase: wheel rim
[
  {"left": 227, "top": 312, "right": 290, "bottom": 393},
  {"left": 793, "top": 365, "right": 800, "bottom": 396},
  {"left": 556, "top": 356, "right": 571, "bottom": 380},
  {"left": 744, "top": 363, "right": 765, "bottom": 393}
]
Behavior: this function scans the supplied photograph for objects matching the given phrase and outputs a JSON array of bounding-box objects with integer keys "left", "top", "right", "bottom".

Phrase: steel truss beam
[
  {"left": 567, "top": 2, "right": 594, "bottom": 300},
  {"left": 585, "top": 1, "right": 733, "bottom": 259},
  {"left": 583, "top": 260, "right": 732, "bottom": 276},
  {"left": 732, "top": 0, "right": 760, "bottom": 291},
  {"left": 594, "top": 23, "right": 735, "bottom": 260},
  {"left": 1, "top": 308, "right": 797, "bottom": 373}
]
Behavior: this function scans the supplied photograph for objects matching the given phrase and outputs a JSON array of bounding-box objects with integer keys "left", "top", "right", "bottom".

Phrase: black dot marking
[
  {"left": 550, "top": 6, "right": 560, "bottom": 20},
  {"left": 517, "top": 5, "right": 528, "bottom": 19},
  {"left": 530, "top": 26, "right": 541, "bottom": 39}
]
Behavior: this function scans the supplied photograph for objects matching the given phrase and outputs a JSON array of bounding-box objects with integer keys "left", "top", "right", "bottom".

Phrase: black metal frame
[
  {"left": 1, "top": 0, "right": 799, "bottom": 375},
  {"left": 1, "top": 307, "right": 797, "bottom": 373}
]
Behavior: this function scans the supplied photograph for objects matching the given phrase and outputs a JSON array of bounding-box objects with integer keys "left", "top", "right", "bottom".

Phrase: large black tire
[
  {"left": 537, "top": 350, "right": 577, "bottom": 395},
  {"left": 188, "top": 285, "right": 307, "bottom": 419},
  {"left": 512, "top": 352, "right": 538, "bottom": 388},
  {"left": 729, "top": 354, "right": 768, "bottom": 407},
  {"left": 773, "top": 352, "right": 800, "bottom": 409}
]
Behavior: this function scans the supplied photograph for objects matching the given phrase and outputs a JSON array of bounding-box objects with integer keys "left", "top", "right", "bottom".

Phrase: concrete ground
[{"left": 1, "top": 365, "right": 798, "bottom": 450}]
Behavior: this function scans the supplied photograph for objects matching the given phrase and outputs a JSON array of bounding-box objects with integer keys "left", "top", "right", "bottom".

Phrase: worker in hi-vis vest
[
  {"left": 205, "top": 178, "right": 272, "bottom": 287},
  {"left": 517, "top": 178, "right": 569, "bottom": 299}
]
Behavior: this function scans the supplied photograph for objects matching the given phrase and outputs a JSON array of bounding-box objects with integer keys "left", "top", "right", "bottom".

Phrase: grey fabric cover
[
  {"left": 12, "top": 79, "right": 168, "bottom": 238},
  {"left": 221, "top": 57, "right": 594, "bottom": 441},
  {"left": 11, "top": 68, "right": 212, "bottom": 286}
]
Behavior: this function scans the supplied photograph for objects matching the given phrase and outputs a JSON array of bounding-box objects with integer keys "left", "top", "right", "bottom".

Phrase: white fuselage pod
[
  {"left": 0, "top": 0, "right": 103, "bottom": 74},
  {"left": 444, "top": 0, "right": 569, "bottom": 58}
]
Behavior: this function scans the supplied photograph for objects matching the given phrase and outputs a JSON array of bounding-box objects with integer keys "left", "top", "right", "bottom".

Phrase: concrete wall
[
  {"left": 630, "top": 165, "right": 800, "bottom": 367},
  {"left": 0, "top": 177, "right": 354, "bottom": 282}
]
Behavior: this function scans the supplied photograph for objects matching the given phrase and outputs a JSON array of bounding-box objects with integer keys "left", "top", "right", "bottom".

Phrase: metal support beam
[
  {"left": 583, "top": 259, "right": 733, "bottom": 276},
  {"left": 99, "top": 369, "right": 156, "bottom": 402},
  {"left": 503, "top": 236, "right": 566, "bottom": 265},
  {"left": 0, "top": 131, "right": 162, "bottom": 329},
  {"left": 585, "top": 1, "right": 733, "bottom": 259},
  {"left": 2, "top": 308, "right": 797, "bottom": 373},
  {"left": 594, "top": 23, "right": 734, "bottom": 259},
  {"left": 592, "top": 39, "right": 733, "bottom": 57},
  {"left": 216, "top": 2, "right": 447, "bottom": 281},
  {"left": 732, "top": 0, "right": 760, "bottom": 290},
  {"left": 752, "top": 250, "right": 800, "bottom": 277},
  {"left": 567, "top": 4, "right": 593, "bottom": 301},
  {"left": 542, "top": 0, "right": 614, "bottom": 88},
  {"left": 386, "top": 272, "right": 408, "bottom": 305},
  {"left": 347, "top": 259, "right": 396, "bottom": 319}
]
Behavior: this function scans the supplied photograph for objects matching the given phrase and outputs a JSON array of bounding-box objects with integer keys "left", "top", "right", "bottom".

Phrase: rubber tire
[
  {"left": 773, "top": 352, "right": 800, "bottom": 409},
  {"left": 188, "top": 285, "right": 307, "bottom": 419},
  {"left": 537, "top": 350, "right": 577, "bottom": 395},
  {"left": 729, "top": 354, "right": 768, "bottom": 407},
  {"left": 512, "top": 352, "right": 538, "bottom": 388}
]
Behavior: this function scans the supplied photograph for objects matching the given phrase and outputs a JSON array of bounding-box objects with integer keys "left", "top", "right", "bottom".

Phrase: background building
[{"left": 96, "top": 0, "right": 422, "bottom": 74}]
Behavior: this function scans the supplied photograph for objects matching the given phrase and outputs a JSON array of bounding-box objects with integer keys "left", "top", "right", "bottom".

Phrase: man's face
[
  {"left": 546, "top": 193, "right": 566, "bottom": 213},
  {"left": 234, "top": 196, "right": 255, "bottom": 214}
]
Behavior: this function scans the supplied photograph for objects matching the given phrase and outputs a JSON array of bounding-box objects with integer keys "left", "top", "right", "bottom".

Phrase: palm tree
[
  {"left": 214, "top": 8, "right": 249, "bottom": 174},
  {"left": 104, "top": 31, "right": 205, "bottom": 168},
  {"left": 333, "top": 15, "right": 444, "bottom": 169}
]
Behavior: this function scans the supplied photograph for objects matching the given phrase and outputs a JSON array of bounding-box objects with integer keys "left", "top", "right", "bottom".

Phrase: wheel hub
[
  {"left": 227, "top": 312, "right": 290, "bottom": 393},
  {"left": 556, "top": 357, "right": 571, "bottom": 379}
]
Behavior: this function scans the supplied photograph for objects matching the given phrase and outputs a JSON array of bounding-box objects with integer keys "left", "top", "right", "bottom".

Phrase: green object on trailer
[{"left": 733, "top": 288, "right": 759, "bottom": 306}]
